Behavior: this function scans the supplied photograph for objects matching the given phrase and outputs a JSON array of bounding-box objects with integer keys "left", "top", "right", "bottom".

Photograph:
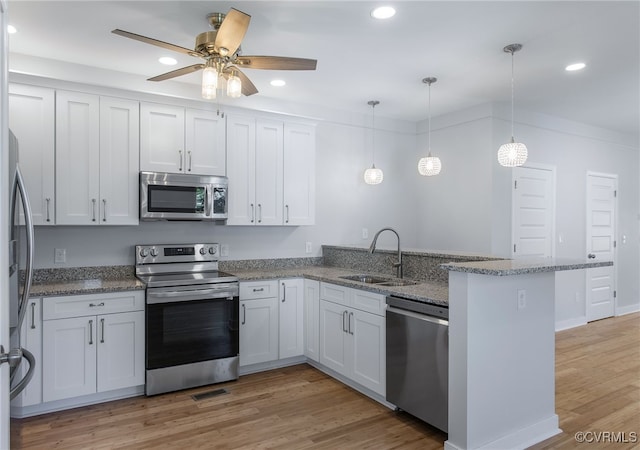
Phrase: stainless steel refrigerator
[{"left": 5, "top": 129, "right": 36, "bottom": 399}]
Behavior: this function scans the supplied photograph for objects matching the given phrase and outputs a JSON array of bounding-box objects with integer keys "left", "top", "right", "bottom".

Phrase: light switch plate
[
  {"left": 305, "top": 242, "right": 312, "bottom": 253},
  {"left": 220, "top": 244, "right": 229, "bottom": 257},
  {"left": 54, "top": 248, "right": 66, "bottom": 263}
]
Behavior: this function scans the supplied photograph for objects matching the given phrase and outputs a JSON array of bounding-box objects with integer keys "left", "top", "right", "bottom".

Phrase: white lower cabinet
[
  {"left": 239, "top": 279, "right": 304, "bottom": 367},
  {"left": 42, "top": 291, "right": 145, "bottom": 403},
  {"left": 303, "top": 279, "right": 320, "bottom": 362},
  {"left": 319, "top": 283, "right": 386, "bottom": 396}
]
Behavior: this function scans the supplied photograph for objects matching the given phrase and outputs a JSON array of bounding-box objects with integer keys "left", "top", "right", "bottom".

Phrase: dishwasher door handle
[{"left": 386, "top": 305, "right": 449, "bottom": 326}]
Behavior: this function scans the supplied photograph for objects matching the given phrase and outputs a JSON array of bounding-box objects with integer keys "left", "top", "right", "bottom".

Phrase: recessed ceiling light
[
  {"left": 270, "top": 79, "right": 286, "bottom": 87},
  {"left": 159, "top": 56, "right": 177, "bottom": 66},
  {"left": 7, "top": 25, "right": 17, "bottom": 34},
  {"left": 371, "top": 6, "right": 396, "bottom": 19},
  {"left": 565, "top": 62, "right": 586, "bottom": 71}
]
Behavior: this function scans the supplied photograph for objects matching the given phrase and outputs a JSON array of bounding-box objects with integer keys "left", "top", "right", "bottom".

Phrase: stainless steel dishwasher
[{"left": 386, "top": 295, "right": 449, "bottom": 432}]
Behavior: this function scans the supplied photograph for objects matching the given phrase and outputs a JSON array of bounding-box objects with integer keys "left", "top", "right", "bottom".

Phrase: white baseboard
[
  {"left": 445, "top": 415, "right": 561, "bottom": 450},
  {"left": 616, "top": 303, "right": 640, "bottom": 316},
  {"left": 555, "top": 316, "right": 587, "bottom": 331}
]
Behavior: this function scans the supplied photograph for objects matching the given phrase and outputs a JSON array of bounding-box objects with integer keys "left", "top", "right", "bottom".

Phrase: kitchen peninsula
[{"left": 441, "top": 257, "right": 613, "bottom": 450}]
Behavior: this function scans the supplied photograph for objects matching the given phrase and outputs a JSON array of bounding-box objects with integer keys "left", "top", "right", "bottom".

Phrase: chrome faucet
[{"left": 369, "top": 227, "right": 403, "bottom": 278}]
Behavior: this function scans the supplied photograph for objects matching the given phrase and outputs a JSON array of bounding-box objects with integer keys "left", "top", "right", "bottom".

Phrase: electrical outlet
[
  {"left": 220, "top": 244, "right": 229, "bottom": 257},
  {"left": 517, "top": 289, "right": 526, "bottom": 310},
  {"left": 362, "top": 228, "right": 369, "bottom": 239},
  {"left": 54, "top": 248, "right": 66, "bottom": 263},
  {"left": 305, "top": 242, "right": 312, "bottom": 254}
]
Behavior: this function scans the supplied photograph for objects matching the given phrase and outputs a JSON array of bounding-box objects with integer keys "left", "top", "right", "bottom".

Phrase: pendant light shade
[
  {"left": 364, "top": 100, "right": 383, "bottom": 185},
  {"left": 418, "top": 77, "right": 441, "bottom": 176},
  {"left": 227, "top": 70, "right": 242, "bottom": 98},
  {"left": 498, "top": 43, "right": 528, "bottom": 167}
]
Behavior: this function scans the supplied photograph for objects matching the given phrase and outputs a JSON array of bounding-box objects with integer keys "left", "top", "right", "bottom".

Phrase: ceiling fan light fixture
[
  {"left": 227, "top": 71, "right": 242, "bottom": 98},
  {"left": 202, "top": 64, "right": 218, "bottom": 99}
]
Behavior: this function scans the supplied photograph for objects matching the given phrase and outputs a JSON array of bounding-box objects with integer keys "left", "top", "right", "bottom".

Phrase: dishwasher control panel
[{"left": 386, "top": 295, "right": 448, "bottom": 319}]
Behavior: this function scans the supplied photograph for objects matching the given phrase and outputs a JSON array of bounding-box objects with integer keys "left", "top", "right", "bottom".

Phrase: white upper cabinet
[
  {"left": 56, "top": 91, "right": 139, "bottom": 225},
  {"left": 140, "top": 102, "right": 225, "bottom": 176},
  {"left": 226, "top": 114, "right": 315, "bottom": 226},
  {"left": 99, "top": 97, "right": 140, "bottom": 225},
  {"left": 8, "top": 84, "right": 56, "bottom": 225},
  {"left": 283, "top": 123, "right": 316, "bottom": 225}
]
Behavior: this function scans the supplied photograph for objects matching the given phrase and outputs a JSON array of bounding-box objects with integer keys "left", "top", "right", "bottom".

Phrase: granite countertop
[
  {"left": 230, "top": 266, "right": 449, "bottom": 306},
  {"left": 29, "top": 264, "right": 448, "bottom": 306},
  {"left": 441, "top": 257, "right": 613, "bottom": 276}
]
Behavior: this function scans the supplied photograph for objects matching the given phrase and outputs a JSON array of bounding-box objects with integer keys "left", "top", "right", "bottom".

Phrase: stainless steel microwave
[{"left": 140, "top": 171, "right": 228, "bottom": 221}]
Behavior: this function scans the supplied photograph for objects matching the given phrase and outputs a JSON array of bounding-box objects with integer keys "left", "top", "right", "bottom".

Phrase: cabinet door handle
[
  {"left": 250, "top": 203, "right": 255, "bottom": 223},
  {"left": 30, "top": 302, "right": 36, "bottom": 329},
  {"left": 187, "top": 150, "right": 192, "bottom": 172},
  {"left": 282, "top": 282, "right": 286, "bottom": 302},
  {"left": 178, "top": 150, "right": 183, "bottom": 171},
  {"left": 89, "top": 302, "right": 105, "bottom": 307},
  {"left": 285, "top": 205, "right": 289, "bottom": 224},
  {"left": 100, "top": 318, "right": 105, "bottom": 343},
  {"left": 342, "top": 311, "right": 348, "bottom": 333},
  {"left": 102, "top": 199, "right": 107, "bottom": 222},
  {"left": 45, "top": 198, "right": 51, "bottom": 222},
  {"left": 89, "top": 319, "right": 94, "bottom": 345},
  {"left": 348, "top": 312, "right": 354, "bottom": 335},
  {"left": 258, "top": 204, "right": 262, "bottom": 223},
  {"left": 242, "top": 304, "right": 246, "bottom": 325},
  {"left": 91, "top": 199, "right": 97, "bottom": 222}
]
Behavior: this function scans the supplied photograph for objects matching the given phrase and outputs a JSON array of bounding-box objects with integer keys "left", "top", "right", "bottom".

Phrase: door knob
[{"left": 588, "top": 253, "right": 596, "bottom": 259}]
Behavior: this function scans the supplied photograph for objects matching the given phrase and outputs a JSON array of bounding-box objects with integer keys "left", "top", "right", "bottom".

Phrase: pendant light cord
[
  {"left": 372, "top": 102, "right": 376, "bottom": 164},
  {"left": 428, "top": 82, "right": 432, "bottom": 153},
  {"left": 510, "top": 49, "right": 515, "bottom": 139}
]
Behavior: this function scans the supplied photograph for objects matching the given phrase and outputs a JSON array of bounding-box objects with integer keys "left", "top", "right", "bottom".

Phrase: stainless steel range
[{"left": 135, "top": 243, "right": 239, "bottom": 396}]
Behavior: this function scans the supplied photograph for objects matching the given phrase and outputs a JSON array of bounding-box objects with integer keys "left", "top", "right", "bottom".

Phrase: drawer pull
[
  {"left": 89, "top": 302, "right": 105, "bottom": 307},
  {"left": 252, "top": 288, "right": 264, "bottom": 292}
]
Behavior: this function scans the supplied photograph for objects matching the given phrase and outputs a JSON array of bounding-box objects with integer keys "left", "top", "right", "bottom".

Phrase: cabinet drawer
[
  {"left": 320, "top": 282, "right": 350, "bottom": 307},
  {"left": 352, "top": 289, "right": 385, "bottom": 317},
  {"left": 43, "top": 291, "right": 145, "bottom": 320},
  {"left": 240, "top": 280, "right": 279, "bottom": 300}
]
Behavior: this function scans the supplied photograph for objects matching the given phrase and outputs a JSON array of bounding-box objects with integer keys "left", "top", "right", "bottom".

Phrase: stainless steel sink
[
  {"left": 340, "top": 274, "right": 390, "bottom": 284},
  {"left": 339, "top": 274, "right": 418, "bottom": 287}
]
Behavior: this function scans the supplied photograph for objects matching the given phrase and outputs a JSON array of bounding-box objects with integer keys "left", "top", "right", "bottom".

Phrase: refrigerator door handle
[{"left": 11, "top": 166, "right": 35, "bottom": 333}]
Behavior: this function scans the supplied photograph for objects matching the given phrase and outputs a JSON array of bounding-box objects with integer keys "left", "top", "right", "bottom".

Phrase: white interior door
[
  {"left": 586, "top": 172, "right": 618, "bottom": 322},
  {"left": 512, "top": 165, "right": 555, "bottom": 258},
  {"left": 586, "top": 172, "right": 617, "bottom": 321}
]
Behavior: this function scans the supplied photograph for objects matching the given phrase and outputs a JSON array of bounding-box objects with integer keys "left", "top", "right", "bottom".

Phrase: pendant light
[
  {"left": 417, "top": 77, "right": 442, "bottom": 176},
  {"left": 364, "top": 100, "right": 384, "bottom": 185},
  {"left": 497, "top": 43, "right": 528, "bottom": 167}
]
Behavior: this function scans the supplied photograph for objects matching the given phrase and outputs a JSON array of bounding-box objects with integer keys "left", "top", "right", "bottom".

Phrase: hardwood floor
[{"left": 11, "top": 313, "right": 639, "bottom": 449}]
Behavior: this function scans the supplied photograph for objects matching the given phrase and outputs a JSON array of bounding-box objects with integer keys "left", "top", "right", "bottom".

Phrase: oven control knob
[
  {"left": 150, "top": 248, "right": 158, "bottom": 257},
  {"left": 199, "top": 248, "right": 207, "bottom": 255},
  {"left": 209, "top": 247, "right": 217, "bottom": 255},
  {"left": 139, "top": 248, "right": 149, "bottom": 258}
]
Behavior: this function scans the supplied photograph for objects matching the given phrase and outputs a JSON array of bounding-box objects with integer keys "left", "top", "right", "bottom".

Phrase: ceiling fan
[{"left": 112, "top": 8, "right": 317, "bottom": 98}]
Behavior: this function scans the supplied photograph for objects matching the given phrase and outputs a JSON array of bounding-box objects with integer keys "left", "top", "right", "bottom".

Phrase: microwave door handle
[{"left": 206, "top": 186, "right": 212, "bottom": 217}]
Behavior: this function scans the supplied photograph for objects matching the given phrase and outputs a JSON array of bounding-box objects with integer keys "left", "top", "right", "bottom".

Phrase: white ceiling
[{"left": 6, "top": 1, "right": 640, "bottom": 140}]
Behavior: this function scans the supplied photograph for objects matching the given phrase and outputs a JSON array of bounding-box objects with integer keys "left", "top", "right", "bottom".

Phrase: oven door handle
[{"left": 147, "top": 288, "right": 236, "bottom": 304}]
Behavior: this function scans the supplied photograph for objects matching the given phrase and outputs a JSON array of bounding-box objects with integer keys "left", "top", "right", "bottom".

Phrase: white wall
[{"left": 414, "top": 102, "right": 640, "bottom": 321}]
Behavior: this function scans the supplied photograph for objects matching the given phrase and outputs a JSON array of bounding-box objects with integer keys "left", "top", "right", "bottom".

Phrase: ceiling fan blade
[
  {"left": 225, "top": 67, "right": 258, "bottom": 96},
  {"left": 148, "top": 64, "right": 205, "bottom": 82},
  {"left": 215, "top": 8, "right": 251, "bottom": 56},
  {"left": 112, "top": 29, "right": 203, "bottom": 57},
  {"left": 235, "top": 56, "right": 317, "bottom": 71}
]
